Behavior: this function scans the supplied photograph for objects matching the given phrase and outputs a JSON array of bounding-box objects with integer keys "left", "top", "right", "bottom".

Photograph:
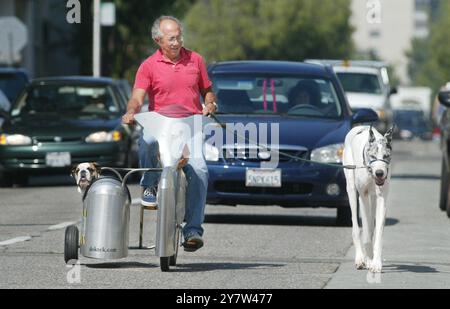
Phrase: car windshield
[
  {"left": 212, "top": 75, "right": 342, "bottom": 118},
  {"left": 11, "top": 84, "right": 121, "bottom": 118},
  {"left": 336, "top": 72, "right": 383, "bottom": 95},
  {"left": 0, "top": 73, "right": 28, "bottom": 103}
]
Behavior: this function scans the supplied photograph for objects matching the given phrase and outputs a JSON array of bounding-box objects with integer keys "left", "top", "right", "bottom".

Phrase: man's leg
[
  {"left": 138, "top": 134, "right": 161, "bottom": 205},
  {"left": 182, "top": 156, "right": 208, "bottom": 243}
]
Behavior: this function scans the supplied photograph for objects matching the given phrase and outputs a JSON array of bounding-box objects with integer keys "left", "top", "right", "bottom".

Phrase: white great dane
[{"left": 343, "top": 125, "right": 394, "bottom": 273}]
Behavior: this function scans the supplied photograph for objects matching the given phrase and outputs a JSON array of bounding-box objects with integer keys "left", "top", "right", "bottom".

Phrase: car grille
[
  {"left": 3, "top": 155, "right": 115, "bottom": 168},
  {"left": 222, "top": 148, "right": 308, "bottom": 163},
  {"left": 214, "top": 181, "right": 313, "bottom": 195},
  {"left": 32, "top": 136, "right": 82, "bottom": 143}
]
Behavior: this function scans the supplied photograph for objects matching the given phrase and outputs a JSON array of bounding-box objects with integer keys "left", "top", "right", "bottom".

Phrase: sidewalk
[{"left": 325, "top": 141, "right": 450, "bottom": 289}]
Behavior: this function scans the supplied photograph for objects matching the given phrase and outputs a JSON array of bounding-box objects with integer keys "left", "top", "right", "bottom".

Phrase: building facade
[
  {"left": 0, "top": 0, "right": 81, "bottom": 78},
  {"left": 351, "top": 0, "right": 431, "bottom": 85}
]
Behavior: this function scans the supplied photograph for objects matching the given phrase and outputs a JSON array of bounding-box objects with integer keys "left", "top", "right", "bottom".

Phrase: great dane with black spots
[{"left": 343, "top": 125, "right": 394, "bottom": 273}]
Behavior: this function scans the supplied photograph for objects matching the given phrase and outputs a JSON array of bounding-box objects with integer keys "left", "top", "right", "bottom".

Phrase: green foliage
[
  {"left": 406, "top": 38, "right": 431, "bottom": 86},
  {"left": 407, "top": 0, "right": 450, "bottom": 92},
  {"left": 107, "top": 0, "right": 196, "bottom": 81},
  {"left": 73, "top": 0, "right": 195, "bottom": 82},
  {"left": 183, "top": 0, "right": 354, "bottom": 63}
]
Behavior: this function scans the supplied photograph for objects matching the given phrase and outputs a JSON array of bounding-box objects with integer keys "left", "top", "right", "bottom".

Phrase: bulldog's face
[{"left": 71, "top": 162, "right": 101, "bottom": 193}]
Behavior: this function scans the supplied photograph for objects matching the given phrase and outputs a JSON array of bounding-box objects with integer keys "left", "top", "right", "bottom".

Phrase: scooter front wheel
[
  {"left": 169, "top": 228, "right": 181, "bottom": 266},
  {"left": 64, "top": 225, "right": 79, "bottom": 264},
  {"left": 160, "top": 257, "right": 170, "bottom": 272}
]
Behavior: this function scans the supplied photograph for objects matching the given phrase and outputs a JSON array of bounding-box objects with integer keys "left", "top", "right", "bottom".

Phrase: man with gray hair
[{"left": 122, "top": 15, "right": 216, "bottom": 252}]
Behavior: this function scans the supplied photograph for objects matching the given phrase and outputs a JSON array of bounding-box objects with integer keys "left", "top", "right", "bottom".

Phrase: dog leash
[{"left": 208, "top": 113, "right": 367, "bottom": 170}]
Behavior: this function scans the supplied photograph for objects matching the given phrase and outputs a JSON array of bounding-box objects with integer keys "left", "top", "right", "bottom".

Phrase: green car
[{"left": 0, "top": 76, "right": 137, "bottom": 186}]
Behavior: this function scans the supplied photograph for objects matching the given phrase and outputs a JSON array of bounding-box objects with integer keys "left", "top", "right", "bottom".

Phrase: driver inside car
[
  {"left": 288, "top": 80, "right": 335, "bottom": 116},
  {"left": 288, "top": 80, "right": 321, "bottom": 108}
]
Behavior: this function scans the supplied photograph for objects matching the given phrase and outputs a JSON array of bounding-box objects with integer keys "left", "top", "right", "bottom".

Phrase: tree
[
  {"left": 183, "top": 0, "right": 354, "bottom": 63},
  {"left": 72, "top": 0, "right": 195, "bottom": 81},
  {"left": 407, "top": 0, "right": 450, "bottom": 92}
]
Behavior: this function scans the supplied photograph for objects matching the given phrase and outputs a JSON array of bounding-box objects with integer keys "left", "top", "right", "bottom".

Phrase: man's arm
[
  {"left": 122, "top": 88, "right": 146, "bottom": 124},
  {"left": 201, "top": 86, "right": 217, "bottom": 116}
]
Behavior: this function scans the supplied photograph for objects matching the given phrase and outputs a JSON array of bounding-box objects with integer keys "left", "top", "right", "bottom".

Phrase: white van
[{"left": 305, "top": 60, "right": 397, "bottom": 133}]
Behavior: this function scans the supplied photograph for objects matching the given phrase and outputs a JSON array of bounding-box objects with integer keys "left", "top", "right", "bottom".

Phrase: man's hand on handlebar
[
  {"left": 122, "top": 111, "right": 135, "bottom": 125},
  {"left": 202, "top": 102, "right": 217, "bottom": 116}
]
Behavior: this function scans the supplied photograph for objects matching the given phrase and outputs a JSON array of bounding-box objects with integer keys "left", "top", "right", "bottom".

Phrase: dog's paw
[
  {"left": 368, "top": 259, "right": 382, "bottom": 273},
  {"left": 355, "top": 255, "right": 366, "bottom": 270}
]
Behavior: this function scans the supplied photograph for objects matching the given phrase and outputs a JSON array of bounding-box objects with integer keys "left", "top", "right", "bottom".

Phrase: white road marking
[
  {"left": 0, "top": 236, "right": 32, "bottom": 247},
  {"left": 47, "top": 221, "right": 78, "bottom": 231}
]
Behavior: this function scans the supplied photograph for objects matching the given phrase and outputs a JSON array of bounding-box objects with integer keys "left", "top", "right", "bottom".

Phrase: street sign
[
  {"left": 0, "top": 17, "right": 28, "bottom": 65},
  {"left": 101, "top": 3, "right": 116, "bottom": 26}
]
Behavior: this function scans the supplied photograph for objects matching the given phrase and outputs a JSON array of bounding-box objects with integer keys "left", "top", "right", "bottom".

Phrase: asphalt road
[{"left": 0, "top": 139, "right": 449, "bottom": 289}]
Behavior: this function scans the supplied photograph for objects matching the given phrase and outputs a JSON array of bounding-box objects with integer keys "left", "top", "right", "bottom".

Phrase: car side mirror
[
  {"left": 389, "top": 87, "right": 398, "bottom": 96},
  {"left": 439, "top": 90, "right": 450, "bottom": 108},
  {"left": 352, "top": 108, "right": 379, "bottom": 124}
]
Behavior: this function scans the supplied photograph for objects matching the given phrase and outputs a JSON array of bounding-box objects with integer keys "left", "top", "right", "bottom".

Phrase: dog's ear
[
  {"left": 384, "top": 125, "right": 395, "bottom": 146},
  {"left": 70, "top": 166, "right": 78, "bottom": 178},
  {"left": 92, "top": 162, "right": 101, "bottom": 175},
  {"left": 369, "top": 126, "right": 376, "bottom": 143}
]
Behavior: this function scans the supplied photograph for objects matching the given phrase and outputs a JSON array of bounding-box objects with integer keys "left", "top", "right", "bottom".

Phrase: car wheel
[
  {"left": 13, "top": 173, "right": 28, "bottom": 187},
  {"left": 0, "top": 171, "right": 13, "bottom": 187},
  {"left": 447, "top": 199, "right": 450, "bottom": 218},
  {"left": 440, "top": 158, "right": 449, "bottom": 211},
  {"left": 336, "top": 206, "right": 352, "bottom": 227}
]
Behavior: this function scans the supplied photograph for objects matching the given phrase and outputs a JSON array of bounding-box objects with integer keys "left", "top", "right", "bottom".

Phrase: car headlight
[
  {"left": 0, "top": 134, "right": 32, "bottom": 145},
  {"left": 310, "top": 143, "right": 344, "bottom": 164},
  {"left": 85, "top": 131, "right": 122, "bottom": 143},
  {"left": 204, "top": 143, "right": 219, "bottom": 162}
]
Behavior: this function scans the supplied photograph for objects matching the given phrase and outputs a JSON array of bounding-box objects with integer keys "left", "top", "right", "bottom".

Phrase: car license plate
[
  {"left": 246, "top": 169, "right": 281, "bottom": 187},
  {"left": 45, "top": 152, "right": 71, "bottom": 167}
]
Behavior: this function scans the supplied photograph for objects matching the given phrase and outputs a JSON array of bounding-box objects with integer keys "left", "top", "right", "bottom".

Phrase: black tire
[
  {"left": 447, "top": 200, "right": 450, "bottom": 218},
  {"left": 64, "top": 225, "right": 79, "bottom": 264},
  {"left": 13, "top": 173, "right": 28, "bottom": 187},
  {"left": 337, "top": 206, "right": 352, "bottom": 227},
  {"left": 169, "top": 255, "right": 177, "bottom": 266},
  {"left": 440, "top": 158, "right": 449, "bottom": 211},
  {"left": 160, "top": 257, "right": 170, "bottom": 272},
  {"left": 169, "top": 229, "right": 181, "bottom": 266},
  {"left": 0, "top": 172, "right": 12, "bottom": 187}
]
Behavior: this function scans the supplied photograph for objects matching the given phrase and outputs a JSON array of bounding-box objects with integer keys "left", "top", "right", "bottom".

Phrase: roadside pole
[{"left": 93, "top": 0, "right": 101, "bottom": 77}]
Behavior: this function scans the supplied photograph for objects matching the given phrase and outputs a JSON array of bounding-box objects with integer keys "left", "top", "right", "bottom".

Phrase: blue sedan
[{"left": 204, "top": 61, "right": 378, "bottom": 225}]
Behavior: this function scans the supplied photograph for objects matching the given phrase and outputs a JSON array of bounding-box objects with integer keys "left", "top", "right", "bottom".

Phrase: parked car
[
  {"left": 0, "top": 90, "right": 9, "bottom": 128},
  {"left": 393, "top": 109, "right": 432, "bottom": 140},
  {"left": 0, "top": 76, "right": 138, "bottom": 186},
  {"left": 0, "top": 68, "right": 29, "bottom": 129},
  {"left": 432, "top": 82, "right": 450, "bottom": 140},
  {"left": 114, "top": 79, "right": 132, "bottom": 103},
  {"left": 0, "top": 68, "right": 29, "bottom": 104},
  {"left": 205, "top": 61, "right": 378, "bottom": 225},
  {"left": 438, "top": 88, "right": 450, "bottom": 216}
]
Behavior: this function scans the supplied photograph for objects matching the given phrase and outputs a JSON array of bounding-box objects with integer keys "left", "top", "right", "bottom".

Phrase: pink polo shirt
[{"left": 134, "top": 48, "right": 212, "bottom": 115}]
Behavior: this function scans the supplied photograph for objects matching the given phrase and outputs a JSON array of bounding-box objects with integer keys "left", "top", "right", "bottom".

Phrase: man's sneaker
[
  {"left": 141, "top": 187, "right": 157, "bottom": 206},
  {"left": 183, "top": 233, "right": 204, "bottom": 252}
]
